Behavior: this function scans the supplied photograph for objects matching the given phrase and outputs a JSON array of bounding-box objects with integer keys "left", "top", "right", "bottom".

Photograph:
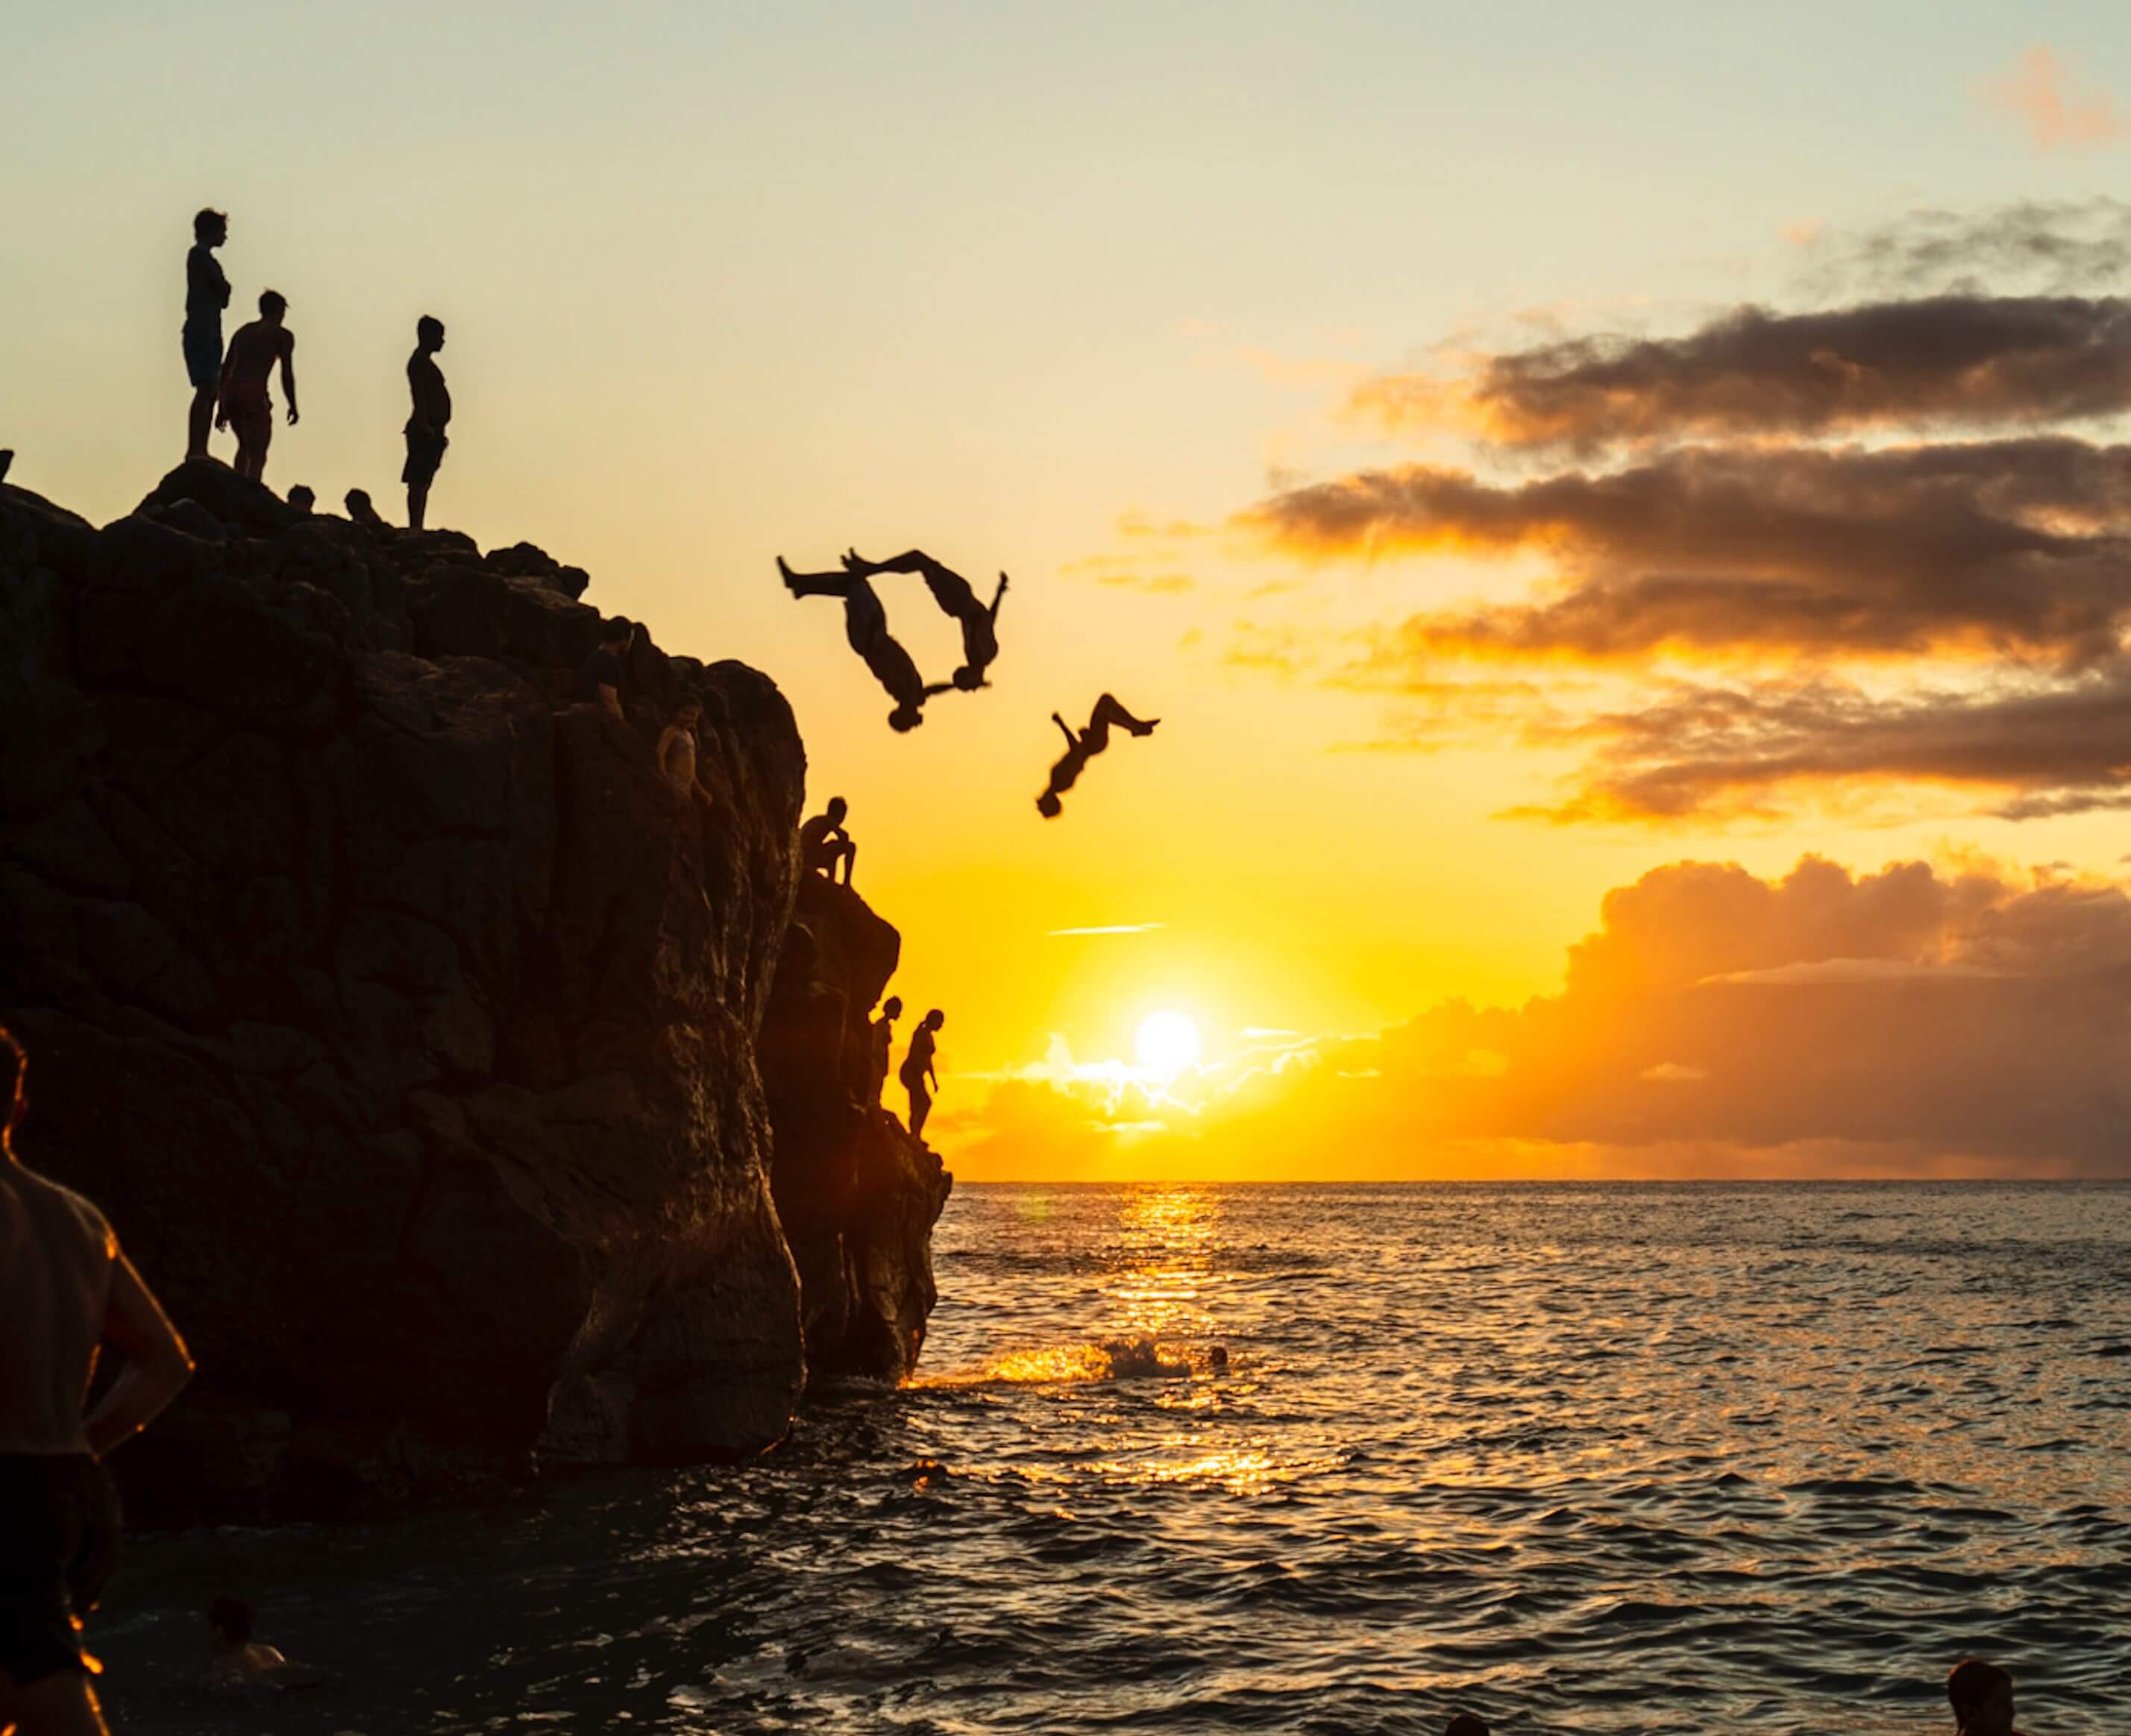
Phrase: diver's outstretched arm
[
  {"left": 1051, "top": 713, "right": 1079, "bottom": 749},
  {"left": 779, "top": 556, "right": 857, "bottom": 600},
  {"left": 988, "top": 573, "right": 1009, "bottom": 621}
]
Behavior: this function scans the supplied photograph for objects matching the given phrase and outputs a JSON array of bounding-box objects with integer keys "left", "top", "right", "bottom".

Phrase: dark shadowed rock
[
  {"left": 0, "top": 473, "right": 950, "bottom": 1521},
  {"left": 485, "top": 540, "right": 591, "bottom": 600}
]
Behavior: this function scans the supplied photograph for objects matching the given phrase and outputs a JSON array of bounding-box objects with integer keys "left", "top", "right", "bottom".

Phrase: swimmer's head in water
[
  {"left": 1948, "top": 1660, "right": 2014, "bottom": 1734},
  {"left": 1444, "top": 1717, "right": 1490, "bottom": 1736},
  {"left": 207, "top": 1597, "right": 254, "bottom": 1644}
]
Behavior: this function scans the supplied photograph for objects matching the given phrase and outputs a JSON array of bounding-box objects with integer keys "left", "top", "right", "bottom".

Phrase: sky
[{"left": 8, "top": 1, "right": 2131, "bottom": 1178}]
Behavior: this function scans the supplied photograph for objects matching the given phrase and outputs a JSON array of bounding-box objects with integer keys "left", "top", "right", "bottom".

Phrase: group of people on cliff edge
[{"left": 183, "top": 207, "right": 451, "bottom": 529}]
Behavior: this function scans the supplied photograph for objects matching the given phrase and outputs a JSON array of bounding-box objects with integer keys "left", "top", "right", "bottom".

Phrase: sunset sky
[{"left": 9, "top": 2, "right": 2131, "bottom": 1178}]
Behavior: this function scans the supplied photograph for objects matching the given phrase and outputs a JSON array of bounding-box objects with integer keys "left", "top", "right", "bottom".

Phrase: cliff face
[{"left": 0, "top": 462, "right": 950, "bottom": 1522}]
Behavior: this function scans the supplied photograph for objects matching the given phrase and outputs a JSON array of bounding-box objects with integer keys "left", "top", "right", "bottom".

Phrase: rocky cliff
[{"left": 0, "top": 462, "right": 950, "bottom": 1523}]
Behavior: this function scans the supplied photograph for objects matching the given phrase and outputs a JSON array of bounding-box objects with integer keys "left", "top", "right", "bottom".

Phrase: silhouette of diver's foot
[
  {"left": 776, "top": 555, "right": 801, "bottom": 594},
  {"left": 1131, "top": 717, "right": 1160, "bottom": 736}
]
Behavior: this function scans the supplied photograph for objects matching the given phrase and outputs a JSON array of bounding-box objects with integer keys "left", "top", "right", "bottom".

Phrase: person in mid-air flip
[
  {"left": 778, "top": 556, "right": 951, "bottom": 732},
  {"left": 1037, "top": 694, "right": 1158, "bottom": 817},
  {"left": 838, "top": 548, "right": 1007, "bottom": 691},
  {"left": 216, "top": 290, "right": 298, "bottom": 482},
  {"left": 404, "top": 315, "right": 451, "bottom": 531}
]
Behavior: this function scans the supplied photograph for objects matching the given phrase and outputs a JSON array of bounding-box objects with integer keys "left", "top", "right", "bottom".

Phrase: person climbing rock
[
  {"left": 404, "top": 315, "right": 451, "bottom": 532},
  {"left": 838, "top": 547, "right": 1008, "bottom": 691},
  {"left": 656, "top": 699, "right": 717, "bottom": 812},
  {"left": 183, "top": 208, "right": 230, "bottom": 462},
  {"left": 777, "top": 556, "right": 951, "bottom": 732},
  {"left": 582, "top": 619, "right": 633, "bottom": 722},
  {"left": 0, "top": 1025, "right": 195, "bottom": 1736},
  {"left": 799, "top": 798, "right": 856, "bottom": 885},
  {"left": 867, "top": 996, "right": 903, "bottom": 1106},
  {"left": 216, "top": 290, "right": 298, "bottom": 483},
  {"left": 1036, "top": 694, "right": 1159, "bottom": 818},
  {"left": 900, "top": 1008, "right": 944, "bottom": 1140}
]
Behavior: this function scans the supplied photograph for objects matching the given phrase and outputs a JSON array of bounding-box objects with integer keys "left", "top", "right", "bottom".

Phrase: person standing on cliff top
[
  {"left": 799, "top": 799, "right": 856, "bottom": 886},
  {"left": 900, "top": 1008, "right": 944, "bottom": 1141},
  {"left": 0, "top": 1025, "right": 195, "bottom": 1736},
  {"left": 867, "top": 996, "right": 903, "bottom": 1106},
  {"left": 182, "top": 209, "right": 230, "bottom": 462},
  {"left": 403, "top": 316, "right": 451, "bottom": 532},
  {"left": 216, "top": 290, "right": 298, "bottom": 482}
]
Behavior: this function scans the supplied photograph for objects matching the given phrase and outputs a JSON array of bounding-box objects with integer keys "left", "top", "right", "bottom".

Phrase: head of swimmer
[{"left": 1949, "top": 1661, "right": 2015, "bottom": 1735}]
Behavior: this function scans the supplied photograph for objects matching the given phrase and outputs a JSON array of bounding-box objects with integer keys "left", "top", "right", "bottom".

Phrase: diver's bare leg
[
  {"left": 779, "top": 559, "right": 858, "bottom": 600},
  {"left": 1088, "top": 694, "right": 1158, "bottom": 737}
]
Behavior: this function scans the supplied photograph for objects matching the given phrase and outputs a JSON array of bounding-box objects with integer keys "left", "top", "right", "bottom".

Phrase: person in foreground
[
  {"left": 778, "top": 556, "right": 951, "bottom": 732},
  {"left": 404, "top": 315, "right": 451, "bottom": 531},
  {"left": 0, "top": 1026, "right": 195, "bottom": 1736},
  {"left": 1036, "top": 694, "right": 1158, "bottom": 818},
  {"left": 900, "top": 1008, "right": 944, "bottom": 1140},
  {"left": 1948, "top": 1658, "right": 2027, "bottom": 1735},
  {"left": 799, "top": 799, "right": 856, "bottom": 885},
  {"left": 216, "top": 290, "right": 298, "bottom": 482},
  {"left": 204, "top": 1597, "right": 326, "bottom": 1691},
  {"left": 181, "top": 209, "right": 230, "bottom": 462},
  {"left": 837, "top": 547, "right": 1008, "bottom": 691}
]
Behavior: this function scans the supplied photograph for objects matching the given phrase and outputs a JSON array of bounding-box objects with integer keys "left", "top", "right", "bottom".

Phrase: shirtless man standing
[
  {"left": 403, "top": 316, "right": 451, "bottom": 532},
  {"left": 1, "top": 1026, "right": 194, "bottom": 1735},
  {"left": 216, "top": 290, "right": 298, "bottom": 483}
]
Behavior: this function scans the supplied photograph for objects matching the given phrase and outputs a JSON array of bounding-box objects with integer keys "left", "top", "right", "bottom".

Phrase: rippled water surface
[{"left": 101, "top": 1183, "right": 2131, "bottom": 1732}]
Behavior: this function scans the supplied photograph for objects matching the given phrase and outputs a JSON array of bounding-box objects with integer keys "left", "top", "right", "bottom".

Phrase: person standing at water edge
[
  {"left": 182, "top": 209, "right": 230, "bottom": 461},
  {"left": 216, "top": 290, "right": 298, "bottom": 482},
  {"left": 0, "top": 1026, "right": 195, "bottom": 1736},
  {"left": 404, "top": 316, "right": 451, "bottom": 531},
  {"left": 900, "top": 1008, "right": 944, "bottom": 1139}
]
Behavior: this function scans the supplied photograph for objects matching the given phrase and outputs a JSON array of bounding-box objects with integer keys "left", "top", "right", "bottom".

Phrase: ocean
[{"left": 96, "top": 1183, "right": 2131, "bottom": 1733}]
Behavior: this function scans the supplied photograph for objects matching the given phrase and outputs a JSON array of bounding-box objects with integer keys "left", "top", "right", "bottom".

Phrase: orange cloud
[{"left": 1989, "top": 47, "right": 2128, "bottom": 151}]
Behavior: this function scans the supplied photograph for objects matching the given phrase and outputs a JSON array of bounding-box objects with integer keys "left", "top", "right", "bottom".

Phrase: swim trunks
[
  {"left": 0, "top": 1453, "right": 119, "bottom": 1686},
  {"left": 222, "top": 393, "right": 272, "bottom": 453},
  {"left": 182, "top": 321, "right": 222, "bottom": 391},
  {"left": 403, "top": 421, "right": 450, "bottom": 487}
]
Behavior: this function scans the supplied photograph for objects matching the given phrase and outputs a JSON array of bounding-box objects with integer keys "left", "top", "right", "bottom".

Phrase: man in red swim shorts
[{"left": 216, "top": 289, "right": 298, "bottom": 482}]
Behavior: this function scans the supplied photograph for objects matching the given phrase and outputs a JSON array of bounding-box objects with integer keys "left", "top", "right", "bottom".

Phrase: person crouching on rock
[
  {"left": 900, "top": 1008, "right": 944, "bottom": 1141},
  {"left": 800, "top": 798, "right": 856, "bottom": 886},
  {"left": 216, "top": 289, "right": 298, "bottom": 482},
  {"left": 0, "top": 1024, "right": 195, "bottom": 1736},
  {"left": 403, "top": 315, "right": 451, "bottom": 532}
]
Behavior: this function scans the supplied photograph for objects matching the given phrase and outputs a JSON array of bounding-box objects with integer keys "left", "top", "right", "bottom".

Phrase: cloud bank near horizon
[{"left": 940, "top": 855, "right": 2131, "bottom": 1180}]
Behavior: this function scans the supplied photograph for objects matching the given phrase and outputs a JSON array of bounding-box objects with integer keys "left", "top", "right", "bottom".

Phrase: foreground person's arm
[{"left": 84, "top": 1253, "right": 194, "bottom": 1457}]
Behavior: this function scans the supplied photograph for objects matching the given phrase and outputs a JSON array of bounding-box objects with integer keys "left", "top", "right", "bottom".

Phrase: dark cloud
[
  {"left": 950, "top": 858, "right": 2131, "bottom": 1177},
  {"left": 1792, "top": 199, "right": 2131, "bottom": 299},
  {"left": 1245, "top": 440, "right": 2131, "bottom": 666},
  {"left": 1350, "top": 297, "right": 2131, "bottom": 453},
  {"left": 1523, "top": 664, "right": 2131, "bottom": 823}
]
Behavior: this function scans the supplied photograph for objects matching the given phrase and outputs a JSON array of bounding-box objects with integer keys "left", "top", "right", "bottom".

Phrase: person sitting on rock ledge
[
  {"left": 900, "top": 1007, "right": 944, "bottom": 1140},
  {"left": 216, "top": 289, "right": 298, "bottom": 484},
  {"left": 656, "top": 699, "right": 717, "bottom": 813},
  {"left": 582, "top": 618, "right": 633, "bottom": 723},
  {"left": 1, "top": 1024, "right": 194, "bottom": 1736},
  {"left": 404, "top": 315, "right": 451, "bottom": 532},
  {"left": 799, "top": 798, "right": 856, "bottom": 886},
  {"left": 344, "top": 487, "right": 387, "bottom": 529}
]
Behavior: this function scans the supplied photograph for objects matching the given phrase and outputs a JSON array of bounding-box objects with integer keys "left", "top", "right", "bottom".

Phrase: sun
[{"left": 1134, "top": 1010, "right": 1203, "bottom": 1081}]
